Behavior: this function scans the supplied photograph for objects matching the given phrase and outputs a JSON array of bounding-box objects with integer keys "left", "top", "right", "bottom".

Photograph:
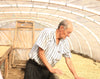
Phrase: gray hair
[{"left": 57, "top": 20, "right": 70, "bottom": 29}]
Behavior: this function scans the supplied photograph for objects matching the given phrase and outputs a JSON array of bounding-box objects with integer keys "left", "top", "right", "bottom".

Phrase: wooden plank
[
  {"left": 11, "top": 50, "right": 16, "bottom": 68},
  {"left": 0, "top": 28, "right": 43, "bottom": 31},
  {"left": 17, "top": 28, "right": 32, "bottom": 30},
  {"left": 13, "top": 22, "right": 17, "bottom": 48},
  {"left": 0, "top": 46, "right": 12, "bottom": 64},
  {"left": 4, "top": 57, "right": 8, "bottom": 79},
  {"left": 14, "top": 60, "right": 27, "bottom": 64},
  {"left": 14, "top": 60, "right": 27, "bottom": 68},
  {"left": 0, "top": 28, "right": 15, "bottom": 31},
  {"left": 0, "top": 46, "right": 12, "bottom": 79},
  {"left": 12, "top": 48, "right": 31, "bottom": 49},
  {"left": 17, "top": 20, "right": 33, "bottom": 28},
  {"left": 17, "top": 26, "right": 32, "bottom": 29},
  {"left": 35, "top": 28, "right": 43, "bottom": 31},
  {"left": 0, "top": 28, "right": 32, "bottom": 31},
  {"left": 17, "top": 20, "right": 33, "bottom": 23},
  {"left": 0, "top": 46, "right": 11, "bottom": 59},
  {"left": 0, "top": 45, "right": 11, "bottom": 46},
  {"left": 8, "top": 51, "right": 12, "bottom": 69},
  {"left": 8, "top": 47, "right": 13, "bottom": 69}
]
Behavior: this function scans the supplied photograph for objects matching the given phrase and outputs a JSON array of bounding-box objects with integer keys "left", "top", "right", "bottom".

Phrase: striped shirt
[{"left": 29, "top": 28, "right": 71, "bottom": 67}]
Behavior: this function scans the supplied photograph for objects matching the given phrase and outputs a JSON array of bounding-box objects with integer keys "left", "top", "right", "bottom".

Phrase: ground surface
[{"left": 6, "top": 53, "right": 100, "bottom": 79}]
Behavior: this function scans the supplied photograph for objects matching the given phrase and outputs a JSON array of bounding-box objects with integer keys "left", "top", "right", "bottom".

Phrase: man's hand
[
  {"left": 75, "top": 76, "right": 86, "bottom": 79},
  {"left": 65, "top": 58, "right": 86, "bottom": 79},
  {"left": 50, "top": 68, "right": 63, "bottom": 75}
]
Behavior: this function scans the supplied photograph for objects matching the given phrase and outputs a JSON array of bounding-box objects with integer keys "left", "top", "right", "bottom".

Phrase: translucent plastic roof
[{"left": 0, "top": 0, "right": 100, "bottom": 61}]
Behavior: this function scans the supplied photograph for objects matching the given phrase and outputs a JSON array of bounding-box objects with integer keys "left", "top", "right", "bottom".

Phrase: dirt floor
[{"left": 6, "top": 53, "right": 100, "bottom": 79}]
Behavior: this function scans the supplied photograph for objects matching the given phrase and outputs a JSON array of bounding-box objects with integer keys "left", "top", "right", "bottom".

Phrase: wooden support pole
[
  {"left": 4, "top": 57, "right": 8, "bottom": 79},
  {"left": 8, "top": 49, "right": 12, "bottom": 69},
  {"left": 0, "top": 28, "right": 43, "bottom": 31}
]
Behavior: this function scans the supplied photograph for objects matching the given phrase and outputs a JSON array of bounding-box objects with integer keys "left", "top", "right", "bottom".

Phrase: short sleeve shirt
[{"left": 29, "top": 28, "right": 71, "bottom": 67}]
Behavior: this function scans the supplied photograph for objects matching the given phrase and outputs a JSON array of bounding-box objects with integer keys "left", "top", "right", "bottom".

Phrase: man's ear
[{"left": 59, "top": 25, "right": 64, "bottom": 30}]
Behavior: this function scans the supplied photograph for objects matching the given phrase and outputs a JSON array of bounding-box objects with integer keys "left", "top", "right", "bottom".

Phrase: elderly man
[{"left": 24, "top": 20, "right": 85, "bottom": 79}]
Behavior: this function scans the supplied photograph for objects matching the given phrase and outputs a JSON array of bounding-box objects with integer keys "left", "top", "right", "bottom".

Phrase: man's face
[{"left": 59, "top": 25, "right": 73, "bottom": 39}]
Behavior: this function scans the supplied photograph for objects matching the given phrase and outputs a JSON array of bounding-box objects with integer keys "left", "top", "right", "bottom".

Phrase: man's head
[{"left": 57, "top": 19, "right": 73, "bottom": 39}]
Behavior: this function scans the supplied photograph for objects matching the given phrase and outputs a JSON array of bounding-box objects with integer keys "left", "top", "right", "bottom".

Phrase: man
[{"left": 24, "top": 20, "right": 86, "bottom": 79}]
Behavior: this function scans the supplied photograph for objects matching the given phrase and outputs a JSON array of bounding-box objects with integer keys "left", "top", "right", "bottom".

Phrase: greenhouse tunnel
[{"left": 0, "top": 0, "right": 100, "bottom": 79}]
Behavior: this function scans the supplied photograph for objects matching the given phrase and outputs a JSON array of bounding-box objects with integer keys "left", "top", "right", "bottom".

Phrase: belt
[{"left": 29, "top": 59, "right": 47, "bottom": 69}]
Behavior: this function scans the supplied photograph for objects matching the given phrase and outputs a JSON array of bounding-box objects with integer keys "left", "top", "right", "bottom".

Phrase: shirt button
[
  {"left": 55, "top": 59, "right": 60, "bottom": 61},
  {"left": 58, "top": 51, "right": 60, "bottom": 53}
]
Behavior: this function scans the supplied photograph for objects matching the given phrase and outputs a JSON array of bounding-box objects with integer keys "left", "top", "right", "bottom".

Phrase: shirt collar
[
  {"left": 53, "top": 29, "right": 62, "bottom": 45},
  {"left": 53, "top": 29, "right": 67, "bottom": 45},
  {"left": 54, "top": 29, "right": 56, "bottom": 42}
]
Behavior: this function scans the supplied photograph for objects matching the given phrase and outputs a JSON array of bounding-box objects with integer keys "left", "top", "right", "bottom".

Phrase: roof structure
[{"left": 0, "top": 0, "right": 100, "bottom": 61}]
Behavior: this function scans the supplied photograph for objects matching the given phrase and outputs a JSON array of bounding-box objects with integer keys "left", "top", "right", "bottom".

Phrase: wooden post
[
  {"left": 4, "top": 57, "right": 8, "bottom": 79},
  {"left": 13, "top": 22, "right": 18, "bottom": 48},
  {"left": 8, "top": 48, "right": 12, "bottom": 69}
]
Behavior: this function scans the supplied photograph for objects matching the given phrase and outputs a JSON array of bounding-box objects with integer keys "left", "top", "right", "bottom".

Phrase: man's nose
[{"left": 67, "top": 34, "right": 70, "bottom": 37}]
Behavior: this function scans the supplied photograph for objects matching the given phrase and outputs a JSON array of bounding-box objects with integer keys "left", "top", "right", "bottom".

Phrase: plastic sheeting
[{"left": 0, "top": 0, "right": 100, "bottom": 62}]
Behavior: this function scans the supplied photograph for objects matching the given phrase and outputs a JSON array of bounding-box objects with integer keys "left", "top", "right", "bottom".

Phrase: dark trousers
[{"left": 24, "top": 59, "right": 58, "bottom": 79}]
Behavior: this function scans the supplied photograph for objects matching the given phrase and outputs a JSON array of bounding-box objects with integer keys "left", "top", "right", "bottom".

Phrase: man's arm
[
  {"left": 38, "top": 47, "right": 62, "bottom": 75},
  {"left": 65, "top": 57, "right": 86, "bottom": 79}
]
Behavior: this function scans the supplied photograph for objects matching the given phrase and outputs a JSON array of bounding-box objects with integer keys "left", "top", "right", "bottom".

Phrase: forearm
[
  {"left": 65, "top": 58, "right": 78, "bottom": 78},
  {"left": 38, "top": 47, "right": 53, "bottom": 71}
]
